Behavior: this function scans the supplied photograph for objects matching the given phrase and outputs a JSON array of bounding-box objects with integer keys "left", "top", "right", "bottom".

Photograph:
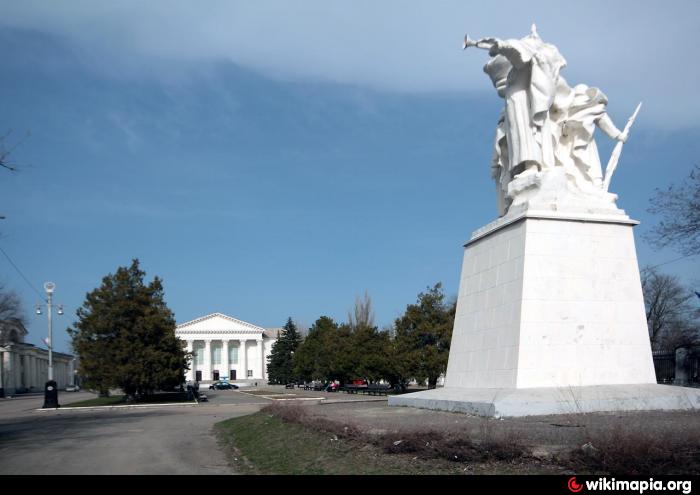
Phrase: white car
[{"left": 65, "top": 385, "right": 80, "bottom": 392}]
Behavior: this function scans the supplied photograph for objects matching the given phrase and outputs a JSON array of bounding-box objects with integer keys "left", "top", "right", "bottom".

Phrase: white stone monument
[{"left": 389, "top": 25, "right": 700, "bottom": 417}]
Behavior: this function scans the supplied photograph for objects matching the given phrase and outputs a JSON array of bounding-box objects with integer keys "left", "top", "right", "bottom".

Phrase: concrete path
[{"left": 0, "top": 391, "right": 265, "bottom": 475}]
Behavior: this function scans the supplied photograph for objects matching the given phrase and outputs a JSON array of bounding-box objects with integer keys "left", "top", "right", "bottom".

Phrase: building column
[
  {"left": 185, "top": 340, "right": 194, "bottom": 382},
  {"left": 240, "top": 339, "right": 248, "bottom": 380},
  {"left": 25, "top": 355, "right": 32, "bottom": 388},
  {"left": 54, "top": 361, "right": 61, "bottom": 388},
  {"left": 11, "top": 351, "right": 18, "bottom": 391},
  {"left": 0, "top": 351, "right": 5, "bottom": 394},
  {"left": 20, "top": 353, "right": 26, "bottom": 388},
  {"left": 38, "top": 357, "right": 44, "bottom": 389},
  {"left": 204, "top": 340, "right": 212, "bottom": 382},
  {"left": 37, "top": 357, "right": 45, "bottom": 385},
  {"left": 30, "top": 356, "right": 37, "bottom": 388},
  {"left": 258, "top": 339, "right": 265, "bottom": 380},
  {"left": 37, "top": 357, "right": 43, "bottom": 387},
  {"left": 222, "top": 340, "right": 230, "bottom": 381},
  {"left": 69, "top": 359, "right": 75, "bottom": 386}
]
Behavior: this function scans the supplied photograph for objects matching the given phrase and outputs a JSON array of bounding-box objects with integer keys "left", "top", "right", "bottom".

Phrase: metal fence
[
  {"left": 652, "top": 350, "right": 676, "bottom": 384},
  {"left": 688, "top": 351, "right": 700, "bottom": 383},
  {"left": 652, "top": 348, "right": 700, "bottom": 385}
]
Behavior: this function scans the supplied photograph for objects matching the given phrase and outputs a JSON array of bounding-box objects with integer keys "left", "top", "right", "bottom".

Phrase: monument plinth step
[{"left": 388, "top": 384, "right": 700, "bottom": 418}]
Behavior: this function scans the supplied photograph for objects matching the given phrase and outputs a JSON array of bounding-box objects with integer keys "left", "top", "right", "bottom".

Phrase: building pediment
[{"left": 176, "top": 312, "right": 266, "bottom": 335}]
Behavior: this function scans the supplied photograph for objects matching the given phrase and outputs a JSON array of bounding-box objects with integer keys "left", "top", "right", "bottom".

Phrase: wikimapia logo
[
  {"left": 568, "top": 477, "right": 584, "bottom": 493},
  {"left": 567, "top": 477, "right": 693, "bottom": 494}
]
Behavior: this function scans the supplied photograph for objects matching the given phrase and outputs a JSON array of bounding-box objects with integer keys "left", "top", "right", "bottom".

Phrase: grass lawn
[
  {"left": 214, "top": 410, "right": 561, "bottom": 475},
  {"left": 63, "top": 392, "right": 197, "bottom": 408},
  {"left": 215, "top": 412, "right": 415, "bottom": 474},
  {"left": 216, "top": 404, "right": 700, "bottom": 475}
]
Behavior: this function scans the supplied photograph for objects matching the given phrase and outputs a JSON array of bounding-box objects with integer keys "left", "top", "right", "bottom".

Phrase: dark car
[{"left": 208, "top": 381, "right": 239, "bottom": 390}]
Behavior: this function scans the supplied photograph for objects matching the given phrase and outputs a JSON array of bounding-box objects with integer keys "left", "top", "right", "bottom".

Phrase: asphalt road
[{"left": 0, "top": 390, "right": 268, "bottom": 475}]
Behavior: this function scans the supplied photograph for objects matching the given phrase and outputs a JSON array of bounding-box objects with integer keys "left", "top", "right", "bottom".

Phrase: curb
[
  {"left": 236, "top": 389, "right": 327, "bottom": 402},
  {"left": 234, "top": 390, "right": 275, "bottom": 400},
  {"left": 33, "top": 402, "right": 199, "bottom": 412},
  {"left": 321, "top": 397, "right": 388, "bottom": 405}
]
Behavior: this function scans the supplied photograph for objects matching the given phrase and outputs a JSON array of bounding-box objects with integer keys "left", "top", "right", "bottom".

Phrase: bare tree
[
  {"left": 646, "top": 164, "right": 700, "bottom": 256},
  {"left": 0, "top": 282, "right": 25, "bottom": 324},
  {"left": 0, "top": 130, "right": 29, "bottom": 173},
  {"left": 642, "top": 267, "right": 699, "bottom": 350},
  {"left": 347, "top": 290, "right": 375, "bottom": 330}
]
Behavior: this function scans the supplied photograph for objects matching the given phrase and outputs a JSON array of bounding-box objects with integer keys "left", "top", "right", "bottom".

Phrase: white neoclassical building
[
  {"left": 0, "top": 318, "right": 75, "bottom": 396},
  {"left": 176, "top": 313, "right": 280, "bottom": 384}
]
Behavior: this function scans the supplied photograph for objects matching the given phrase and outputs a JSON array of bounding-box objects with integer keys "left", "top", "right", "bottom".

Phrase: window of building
[
  {"left": 229, "top": 346, "right": 238, "bottom": 365},
  {"left": 195, "top": 346, "right": 204, "bottom": 363},
  {"left": 212, "top": 345, "right": 221, "bottom": 365},
  {"left": 247, "top": 370, "right": 253, "bottom": 378}
]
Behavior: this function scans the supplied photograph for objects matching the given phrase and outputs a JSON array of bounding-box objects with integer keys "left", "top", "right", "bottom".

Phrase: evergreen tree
[
  {"left": 341, "top": 292, "right": 390, "bottom": 384},
  {"left": 392, "top": 283, "right": 455, "bottom": 389},
  {"left": 68, "top": 259, "right": 188, "bottom": 398},
  {"left": 293, "top": 316, "right": 338, "bottom": 382},
  {"left": 267, "top": 317, "right": 302, "bottom": 384},
  {"left": 349, "top": 324, "right": 391, "bottom": 384},
  {"left": 318, "top": 323, "right": 355, "bottom": 385}
]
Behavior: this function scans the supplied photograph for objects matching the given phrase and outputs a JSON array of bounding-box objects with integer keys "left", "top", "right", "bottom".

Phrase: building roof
[{"left": 176, "top": 312, "right": 278, "bottom": 339}]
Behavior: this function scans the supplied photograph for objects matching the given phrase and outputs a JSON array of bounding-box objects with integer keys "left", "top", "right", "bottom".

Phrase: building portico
[{"left": 175, "top": 313, "right": 279, "bottom": 384}]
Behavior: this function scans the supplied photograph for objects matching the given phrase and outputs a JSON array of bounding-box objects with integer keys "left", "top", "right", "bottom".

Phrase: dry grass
[
  {"left": 261, "top": 402, "right": 700, "bottom": 475},
  {"left": 566, "top": 423, "right": 700, "bottom": 475},
  {"left": 262, "top": 402, "right": 530, "bottom": 465}
]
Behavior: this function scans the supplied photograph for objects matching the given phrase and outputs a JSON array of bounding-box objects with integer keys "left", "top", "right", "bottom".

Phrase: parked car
[
  {"left": 65, "top": 385, "right": 80, "bottom": 392},
  {"left": 208, "top": 381, "right": 239, "bottom": 390}
]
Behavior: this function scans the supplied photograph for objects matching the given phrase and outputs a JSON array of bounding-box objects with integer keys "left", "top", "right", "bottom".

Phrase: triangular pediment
[{"left": 176, "top": 312, "right": 266, "bottom": 333}]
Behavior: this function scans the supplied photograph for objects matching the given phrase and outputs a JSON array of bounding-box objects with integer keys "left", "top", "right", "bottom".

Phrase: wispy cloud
[{"left": 1, "top": 1, "right": 698, "bottom": 128}]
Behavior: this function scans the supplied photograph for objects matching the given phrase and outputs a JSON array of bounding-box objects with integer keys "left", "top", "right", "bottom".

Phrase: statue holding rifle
[{"left": 465, "top": 25, "right": 641, "bottom": 216}]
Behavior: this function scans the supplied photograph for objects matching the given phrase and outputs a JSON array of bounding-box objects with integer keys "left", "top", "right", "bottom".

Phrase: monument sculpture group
[{"left": 389, "top": 26, "right": 700, "bottom": 417}]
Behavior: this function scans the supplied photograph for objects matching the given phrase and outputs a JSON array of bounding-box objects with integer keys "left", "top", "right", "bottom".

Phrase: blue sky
[{"left": 0, "top": 2, "right": 698, "bottom": 353}]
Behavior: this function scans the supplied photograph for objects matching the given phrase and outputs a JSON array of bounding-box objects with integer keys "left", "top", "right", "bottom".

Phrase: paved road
[{"left": 0, "top": 391, "right": 267, "bottom": 475}]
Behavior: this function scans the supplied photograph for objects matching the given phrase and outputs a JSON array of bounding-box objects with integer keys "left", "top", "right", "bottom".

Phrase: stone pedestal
[{"left": 389, "top": 209, "right": 700, "bottom": 417}]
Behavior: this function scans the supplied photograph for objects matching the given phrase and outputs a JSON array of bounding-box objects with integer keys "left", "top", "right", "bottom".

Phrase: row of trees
[{"left": 267, "top": 284, "right": 455, "bottom": 390}]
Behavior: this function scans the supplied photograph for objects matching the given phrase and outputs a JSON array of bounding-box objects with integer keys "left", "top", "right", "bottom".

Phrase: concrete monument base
[
  {"left": 443, "top": 209, "right": 657, "bottom": 390},
  {"left": 388, "top": 209, "right": 676, "bottom": 417},
  {"left": 388, "top": 384, "right": 700, "bottom": 418}
]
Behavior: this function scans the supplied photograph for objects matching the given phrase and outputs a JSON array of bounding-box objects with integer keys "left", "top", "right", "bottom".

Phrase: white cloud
[{"left": 1, "top": 0, "right": 698, "bottom": 127}]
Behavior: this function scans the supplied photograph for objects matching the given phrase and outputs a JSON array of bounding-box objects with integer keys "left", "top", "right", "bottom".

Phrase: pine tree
[
  {"left": 392, "top": 283, "right": 455, "bottom": 389},
  {"left": 68, "top": 259, "right": 188, "bottom": 398},
  {"left": 266, "top": 317, "right": 302, "bottom": 384},
  {"left": 292, "top": 316, "right": 338, "bottom": 382}
]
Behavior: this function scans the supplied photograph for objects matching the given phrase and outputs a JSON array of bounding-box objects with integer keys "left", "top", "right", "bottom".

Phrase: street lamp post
[
  {"left": 45, "top": 282, "right": 54, "bottom": 381},
  {"left": 36, "top": 281, "right": 64, "bottom": 408}
]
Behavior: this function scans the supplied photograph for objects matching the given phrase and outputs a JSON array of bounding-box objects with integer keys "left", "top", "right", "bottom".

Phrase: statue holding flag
[{"left": 465, "top": 25, "right": 641, "bottom": 216}]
